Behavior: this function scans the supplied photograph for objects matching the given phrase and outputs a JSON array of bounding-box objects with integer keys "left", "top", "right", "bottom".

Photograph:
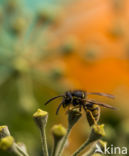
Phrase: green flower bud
[
  {"left": 0, "top": 136, "right": 14, "bottom": 151},
  {"left": 33, "top": 109, "right": 48, "bottom": 129},
  {"left": 0, "top": 125, "right": 10, "bottom": 139},
  {"left": 68, "top": 108, "right": 82, "bottom": 128},
  {"left": 52, "top": 124, "right": 66, "bottom": 141},
  {"left": 89, "top": 124, "right": 105, "bottom": 142},
  {"left": 33, "top": 109, "right": 49, "bottom": 156}
]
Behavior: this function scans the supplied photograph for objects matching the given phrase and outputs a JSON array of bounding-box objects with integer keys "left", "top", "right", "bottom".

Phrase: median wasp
[{"left": 44, "top": 90, "right": 117, "bottom": 125}]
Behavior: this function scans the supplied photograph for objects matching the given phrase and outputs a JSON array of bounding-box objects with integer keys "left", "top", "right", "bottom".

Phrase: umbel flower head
[{"left": 33, "top": 109, "right": 49, "bottom": 156}]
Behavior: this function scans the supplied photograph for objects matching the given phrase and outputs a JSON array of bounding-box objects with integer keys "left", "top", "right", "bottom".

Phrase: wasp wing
[
  {"left": 87, "top": 99, "right": 117, "bottom": 110},
  {"left": 87, "top": 92, "right": 115, "bottom": 99}
]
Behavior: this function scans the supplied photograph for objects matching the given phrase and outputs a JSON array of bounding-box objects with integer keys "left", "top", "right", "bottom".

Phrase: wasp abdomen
[{"left": 86, "top": 104, "right": 100, "bottom": 126}]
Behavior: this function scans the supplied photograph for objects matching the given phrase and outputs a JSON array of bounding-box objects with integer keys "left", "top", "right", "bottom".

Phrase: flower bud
[
  {"left": 52, "top": 124, "right": 66, "bottom": 141},
  {"left": 33, "top": 109, "right": 48, "bottom": 129},
  {"left": 0, "top": 126, "right": 10, "bottom": 139},
  {"left": 0, "top": 136, "right": 14, "bottom": 151},
  {"left": 68, "top": 108, "right": 82, "bottom": 128},
  {"left": 33, "top": 109, "right": 49, "bottom": 156},
  {"left": 89, "top": 124, "right": 105, "bottom": 142}
]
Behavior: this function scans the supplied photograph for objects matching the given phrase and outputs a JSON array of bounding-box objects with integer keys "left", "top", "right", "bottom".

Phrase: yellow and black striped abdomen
[{"left": 86, "top": 104, "right": 100, "bottom": 126}]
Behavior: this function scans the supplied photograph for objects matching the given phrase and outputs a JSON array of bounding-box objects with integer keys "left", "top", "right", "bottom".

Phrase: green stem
[
  {"left": 56, "top": 126, "right": 71, "bottom": 156},
  {"left": 51, "top": 139, "right": 58, "bottom": 156},
  {"left": 40, "top": 126, "right": 49, "bottom": 156},
  {"left": 72, "top": 138, "right": 91, "bottom": 156},
  {"left": 12, "top": 144, "right": 23, "bottom": 156},
  {"left": 14, "top": 143, "right": 30, "bottom": 156},
  {"left": 82, "top": 143, "right": 96, "bottom": 156}
]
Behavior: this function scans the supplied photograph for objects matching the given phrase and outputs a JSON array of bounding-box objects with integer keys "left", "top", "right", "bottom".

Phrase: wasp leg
[
  {"left": 82, "top": 103, "right": 86, "bottom": 112},
  {"left": 56, "top": 103, "right": 62, "bottom": 115},
  {"left": 86, "top": 109, "right": 97, "bottom": 126},
  {"left": 69, "top": 105, "right": 82, "bottom": 112},
  {"left": 56, "top": 100, "right": 65, "bottom": 115},
  {"left": 79, "top": 105, "right": 82, "bottom": 112},
  {"left": 71, "top": 105, "right": 79, "bottom": 110}
]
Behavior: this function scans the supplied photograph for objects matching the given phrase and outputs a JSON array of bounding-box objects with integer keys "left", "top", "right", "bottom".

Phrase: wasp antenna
[
  {"left": 87, "top": 92, "right": 115, "bottom": 99},
  {"left": 44, "top": 95, "right": 64, "bottom": 105}
]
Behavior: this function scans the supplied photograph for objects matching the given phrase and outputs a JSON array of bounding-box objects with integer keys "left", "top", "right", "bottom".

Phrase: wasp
[{"left": 44, "top": 90, "right": 117, "bottom": 125}]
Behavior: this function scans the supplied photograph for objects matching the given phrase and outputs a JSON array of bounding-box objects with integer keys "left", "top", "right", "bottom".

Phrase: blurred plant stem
[
  {"left": 51, "top": 124, "right": 66, "bottom": 156},
  {"left": 72, "top": 138, "right": 92, "bottom": 156},
  {"left": 0, "top": 125, "right": 30, "bottom": 156},
  {"left": 56, "top": 108, "right": 82, "bottom": 156},
  {"left": 82, "top": 143, "right": 96, "bottom": 156},
  {"left": 52, "top": 139, "right": 58, "bottom": 156},
  {"left": 40, "top": 126, "right": 48, "bottom": 156},
  {"left": 72, "top": 124, "right": 105, "bottom": 156},
  {"left": 82, "top": 140, "right": 107, "bottom": 156},
  {"left": 14, "top": 143, "right": 29, "bottom": 156},
  {"left": 56, "top": 125, "right": 71, "bottom": 156}
]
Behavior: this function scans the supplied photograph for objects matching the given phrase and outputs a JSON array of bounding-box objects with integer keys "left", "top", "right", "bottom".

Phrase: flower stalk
[
  {"left": 82, "top": 140, "right": 107, "bottom": 156},
  {"left": 0, "top": 125, "right": 30, "bottom": 156},
  {"left": 72, "top": 124, "right": 105, "bottom": 156},
  {"left": 0, "top": 136, "right": 23, "bottom": 156},
  {"left": 56, "top": 108, "right": 82, "bottom": 156},
  {"left": 14, "top": 143, "right": 29, "bottom": 156},
  {"left": 51, "top": 124, "right": 66, "bottom": 156},
  {"left": 33, "top": 109, "right": 49, "bottom": 156}
]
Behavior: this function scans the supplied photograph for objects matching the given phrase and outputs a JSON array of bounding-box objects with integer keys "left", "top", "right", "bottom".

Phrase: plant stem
[
  {"left": 72, "top": 124, "right": 105, "bottom": 156},
  {"left": 40, "top": 126, "right": 49, "bottom": 156},
  {"left": 14, "top": 143, "right": 30, "bottom": 156},
  {"left": 51, "top": 139, "right": 58, "bottom": 156},
  {"left": 12, "top": 145, "right": 23, "bottom": 156},
  {"left": 72, "top": 138, "right": 91, "bottom": 156},
  {"left": 56, "top": 125, "right": 71, "bottom": 156},
  {"left": 82, "top": 143, "right": 96, "bottom": 156}
]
